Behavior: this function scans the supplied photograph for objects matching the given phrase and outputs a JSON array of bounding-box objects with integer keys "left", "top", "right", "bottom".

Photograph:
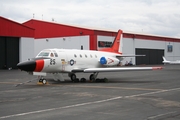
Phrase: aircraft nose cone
[{"left": 17, "top": 60, "right": 36, "bottom": 71}]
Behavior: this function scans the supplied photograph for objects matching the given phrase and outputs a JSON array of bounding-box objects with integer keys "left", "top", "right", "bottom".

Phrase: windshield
[{"left": 38, "top": 51, "right": 50, "bottom": 57}]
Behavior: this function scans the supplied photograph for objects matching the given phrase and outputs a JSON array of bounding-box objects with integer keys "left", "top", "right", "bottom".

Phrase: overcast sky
[{"left": 1, "top": 0, "right": 180, "bottom": 37}]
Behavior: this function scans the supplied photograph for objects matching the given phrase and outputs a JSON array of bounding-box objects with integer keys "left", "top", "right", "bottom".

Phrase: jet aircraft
[
  {"left": 17, "top": 30, "right": 162, "bottom": 84},
  {"left": 162, "top": 56, "right": 180, "bottom": 64}
]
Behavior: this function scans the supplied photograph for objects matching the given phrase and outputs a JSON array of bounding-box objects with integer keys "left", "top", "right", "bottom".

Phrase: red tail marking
[
  {"left": 152, "top": 67, "right": 163, "bottom": 70},
  {"left": 99, "top": 29, "right": 123, "bottom": 54},
  {"left": 35, "top": 60, "right": 44, "bottom": 72}
]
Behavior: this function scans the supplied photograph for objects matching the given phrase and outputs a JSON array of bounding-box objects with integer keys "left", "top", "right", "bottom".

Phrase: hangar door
[
  {"left": 135, "top": 48, "right": 164, "bottom": 65},
  {"left": 0, "top": 37, "right": 19, "bottom": 69}
]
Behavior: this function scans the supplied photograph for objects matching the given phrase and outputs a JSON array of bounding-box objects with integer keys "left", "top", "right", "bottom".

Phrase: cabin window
[
  {"left": 85, "top": 54, "right": 87, "bottom": 58},
  {"left": 80, "top": 54, "right": 82, "bottom": 58},
  {"left": 90, "top": 54, "right": 92, "bottom": 58},
  {"left": 95, "top": 55, "right": 97, "bottom": 58},
  {"left": 74, "top": 54, "right": 77, "bottom": 57}
]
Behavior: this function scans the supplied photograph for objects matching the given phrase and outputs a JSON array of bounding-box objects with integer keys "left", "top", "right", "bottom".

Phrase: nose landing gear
[{"left": 38, "top": 77, "right": 47, "bottom": 84}]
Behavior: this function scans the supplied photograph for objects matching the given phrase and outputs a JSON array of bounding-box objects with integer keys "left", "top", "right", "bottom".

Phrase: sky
[{"left": 1, "top": 0, "right": 180, "bottom": 37}]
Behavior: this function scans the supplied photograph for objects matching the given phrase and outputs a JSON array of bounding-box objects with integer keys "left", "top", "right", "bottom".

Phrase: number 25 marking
[{"left": 50, "top": 59, "right": 56, "bottom": 65}]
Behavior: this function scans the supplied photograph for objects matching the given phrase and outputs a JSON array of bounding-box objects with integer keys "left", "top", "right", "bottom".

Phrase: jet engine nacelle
[{"left": 100, "top": 56, "right": 120, "bottom": 66}]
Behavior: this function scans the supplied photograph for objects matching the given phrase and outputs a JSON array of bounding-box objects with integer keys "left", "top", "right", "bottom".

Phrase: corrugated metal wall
[
  {"left": 0, "top": 16, "right": 34, "bottom": 69},
  {"left": 0, "top": 37, "right": 19, "bottom": 69},
  {"left": 0, "top": 17, "right": 34, "bottom": 37},
  {"left": 23, "top": 20, "right": 94, "bottom": 39},
  {"left": 135, "top": 48, "right": 164, "bottom": 65}
]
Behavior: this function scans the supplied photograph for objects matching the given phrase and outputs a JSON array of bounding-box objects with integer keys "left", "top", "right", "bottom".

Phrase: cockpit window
[
  {"left": 52, "top": 50, "right": 58, "bottom": 57},
  {"left": 50, "top": 53, "right": 54, "bottom": 57},
  {"left": 38, "top": 52, "right": 50, "bottom": 57},
  {"left": 54, "top": 53, "right": 58, "bottom": 57}
]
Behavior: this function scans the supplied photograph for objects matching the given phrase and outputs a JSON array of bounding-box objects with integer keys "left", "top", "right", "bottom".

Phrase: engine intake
[{"left": 100, "top": 56, "right": 120, "bottom": 66}]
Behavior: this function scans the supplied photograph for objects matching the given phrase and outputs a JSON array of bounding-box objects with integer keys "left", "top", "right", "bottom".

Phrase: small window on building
[{"left": 167, "top": 45, "right": 173, "bottom": 52}]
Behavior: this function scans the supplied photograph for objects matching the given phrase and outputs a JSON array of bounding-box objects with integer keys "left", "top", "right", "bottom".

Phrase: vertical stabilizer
[
  {"left": 162, "top": 56, "right": 170, "bottom": 64},
  {"left": 99, "top": 30, "right": 123, "bottom": 54}
]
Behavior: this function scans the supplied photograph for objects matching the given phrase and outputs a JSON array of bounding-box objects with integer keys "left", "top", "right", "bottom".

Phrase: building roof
[
  {"left": 23, "top": 19, "right": 117, "bottom": 39},
  {"left": 0, "top": 16, "right": 34, "bottom": 37},
  {"left": 23, "top": 18, "right": 180, "bottom": 42},
  {"left": 123, "top": 30, "right": 180, "bottom": 42}
]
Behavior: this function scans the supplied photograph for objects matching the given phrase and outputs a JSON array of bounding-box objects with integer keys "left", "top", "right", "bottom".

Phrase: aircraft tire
[
  {"left": 80, "top": 78, "right": 86, "bottom": 82},
  {"left": 39, "top": 79, "right": 42, "bottom": 82},
  {"left": 89, "top": 74, "right": 95, "bottom": 82},
  {"left": 71, "top": 74, "right": 76, "bottom": 82},
  {"left": 75, "top": 78, "right": 79, "bottom": 83},
  {"left": 104, "top": 78, "right": 108, "bottom": 83},
  {"left": 42, "top": 79, "right": 47, "bottom": 84}
]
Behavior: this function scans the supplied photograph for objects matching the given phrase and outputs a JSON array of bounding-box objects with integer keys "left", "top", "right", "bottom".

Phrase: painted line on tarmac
[
  {"left": 0, "top": 87, "right": 180, "bottom": 119},
  {"left": 147, "top": 111, "right": 178, "bottom": 120},
  {"left": 69, "top": 85, "right": 163, "bottom": 91},
  {"left": 0, "top": 82, "right": 19, "bottom": 84},
  {"left": 0, "top": 82, "right": 162, "bottom": 91}
]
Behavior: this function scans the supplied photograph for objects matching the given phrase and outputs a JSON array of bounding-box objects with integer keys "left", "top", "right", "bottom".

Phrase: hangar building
[
  {"left": 0, "top": 17, "right": 34, "bottom": 69},
  {"left": 0, "top": 16, "right": 180, "bottom": 69}
]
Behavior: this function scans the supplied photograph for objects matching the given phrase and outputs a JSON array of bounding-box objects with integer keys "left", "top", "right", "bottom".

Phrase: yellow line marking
[
  {"left": 69, "top": 85, "right": 163, "bottom": 91},
  {"left": 0, "top": 82, "right": 19, "bottom": 84},
  {"left": 0, "top": 82, "right": 162, "bottom": 91}
]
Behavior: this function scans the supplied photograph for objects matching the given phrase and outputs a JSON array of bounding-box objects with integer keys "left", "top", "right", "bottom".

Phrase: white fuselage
[{"left": 36, "top": 48, "right": 123, "bottom": 73}]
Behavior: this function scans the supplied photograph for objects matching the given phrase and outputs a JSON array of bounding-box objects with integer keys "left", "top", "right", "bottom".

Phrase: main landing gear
[
  {"left": 68, "top": 73, "right": 86, "bottom": 83},
  {"left": 68, "top": 72, "right": 108, "bottom": 83},
  {"left": 38, "top": 76, "right": 47, "bottom": 84}
]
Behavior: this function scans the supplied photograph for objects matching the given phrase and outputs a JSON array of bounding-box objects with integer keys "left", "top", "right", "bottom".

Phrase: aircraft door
[{"left": 58, "top": 52, "right": 67, "bottom": 72}]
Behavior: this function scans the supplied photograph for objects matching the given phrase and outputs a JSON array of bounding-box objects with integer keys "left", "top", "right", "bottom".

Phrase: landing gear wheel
[
  {"left": 39, "top": 79, "right": 43, "bottom": 82},
  {"left": 89, "top": 74, "right": 95, "bottom": 82},
  {"left": 80, "top": 78, "right": 86, "bottom": 82},
  {"left": 42, "top": 79, "right": 47, "bottom": 84},
  {"left": 71, "top": 74, "right": 76, "bottom": 82},
  {"left": 75, "top": 78, "right": 79, "bottom": 83},
  {"left": 104, "top": 78, "right": 108, "bottom": 83}
]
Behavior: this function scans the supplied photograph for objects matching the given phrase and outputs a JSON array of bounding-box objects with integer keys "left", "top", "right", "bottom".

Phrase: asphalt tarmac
[{"left": 0, "top": 65, "right": 180, "bottom": 120}]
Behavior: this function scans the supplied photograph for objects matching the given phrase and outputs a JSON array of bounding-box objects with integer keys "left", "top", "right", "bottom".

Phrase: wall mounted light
[{"left": 80, "top": 32, "right": 83, "bottom": 35}]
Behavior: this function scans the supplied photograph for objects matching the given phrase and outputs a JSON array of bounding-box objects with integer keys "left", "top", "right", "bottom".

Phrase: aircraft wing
[
  {"left": 116, "top": 54, "right": 145, "bottom": 57},
  {"left": 72, "top": 66, "right": 162, "bottom": 73}
]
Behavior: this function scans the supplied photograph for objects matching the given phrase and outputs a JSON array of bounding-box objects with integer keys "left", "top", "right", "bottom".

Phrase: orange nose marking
[{"left": 35, "top": 60, "right": 44, "bottom": 72}]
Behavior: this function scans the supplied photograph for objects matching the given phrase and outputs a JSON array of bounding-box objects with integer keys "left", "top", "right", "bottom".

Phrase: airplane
[
  {"left": 17, "top": 30, "right": 163, "bottom": 84},
  {"left": 162, "top": 56, "right": 180, "bottom": 64}
]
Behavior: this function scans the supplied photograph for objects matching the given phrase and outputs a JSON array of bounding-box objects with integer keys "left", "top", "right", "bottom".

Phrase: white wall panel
[
  {"left": 165, "top": 41, "right": 180, "bottom": 60},
  {"left": 19, "top": 37, "right": 34, "bottom": 62},
  {"left": 135, "top": 39, "right": 165, "bottom": 49},
  {"left": 34, "top": 36, "right": 89, "bottom": 56},
  {"left": 122, "top": 38, "right": 135, "bottom": 65},
  {"left": 97, "top": 35, "right": 115, "bottom": 49}
]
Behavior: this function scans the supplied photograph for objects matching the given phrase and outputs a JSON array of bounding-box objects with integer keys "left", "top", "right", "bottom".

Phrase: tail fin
[
  {"left": 162, "top": 56, "right": 170, "bottom": 64},
  {"left": 162, "top": 56, "right": 166, "bottom": 62},
  {"left": 99, "top": 30, "right": 123, "bottom": 54}
]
